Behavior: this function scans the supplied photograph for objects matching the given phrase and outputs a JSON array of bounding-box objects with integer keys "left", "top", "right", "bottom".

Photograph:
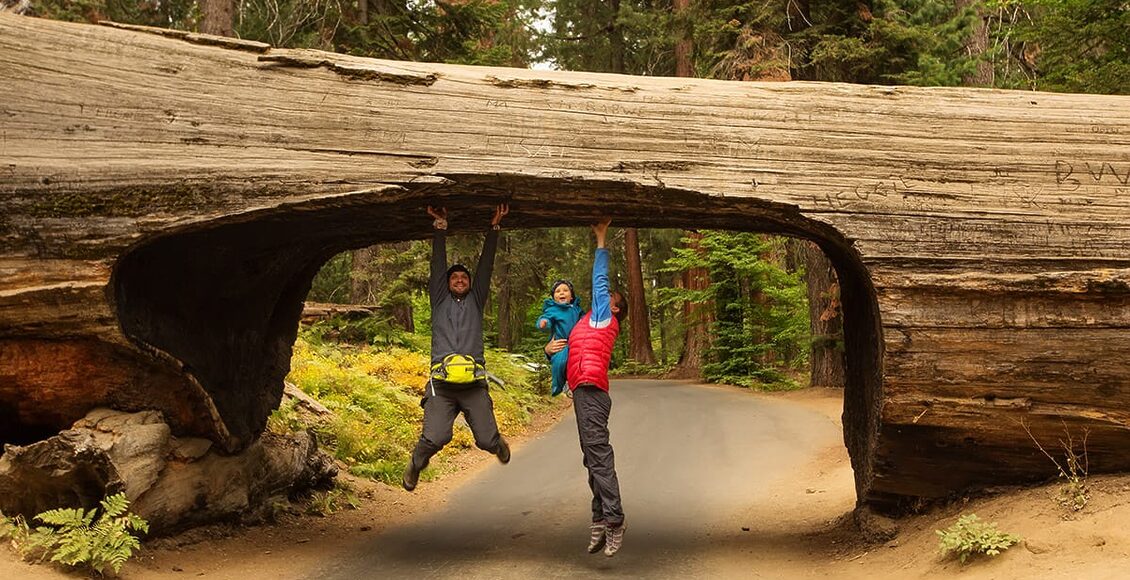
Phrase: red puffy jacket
[{"left": 566, "top": 312, "right": 621, "bottom": 392}]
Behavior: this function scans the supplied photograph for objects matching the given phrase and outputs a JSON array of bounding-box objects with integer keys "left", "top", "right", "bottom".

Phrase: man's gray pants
[
  {"left": 410, "top": 380, "right": 502, "bottom": 471},
  {"left": 573, "top": 384, "right": 624, "bottom": 526}
]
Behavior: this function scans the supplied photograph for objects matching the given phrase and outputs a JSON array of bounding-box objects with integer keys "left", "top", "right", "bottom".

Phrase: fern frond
[
  {"left": 8, "top": 493, "right": 149, "bottom": 574},
  {"left": 100, "top": 493, "right": 130, "bottom": 519}
]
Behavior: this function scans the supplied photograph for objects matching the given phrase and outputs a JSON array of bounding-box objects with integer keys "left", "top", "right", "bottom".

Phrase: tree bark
[
  {"left": 199, "top": 0, "right": 234, "bottom": 37},
  {"left": 803, "top": 241, "right": 845, "bottom": 387},
  {"left": 609, "top": 0, "right": 626, "bottom": 74},
  {"left": 350, "top": 246, "right": 375, "bottom": 304},
  {"left": 623, "top": 228, "right": 656, "bottom": 364},
  {"left": 3, "top": 14, "right": 1130, "bottom": 511},
  {"left": 674, "top": 0, "right": 692, "bottom": 77},
  {"left": 671, "top": 232, "right": 713, "bottom": 378}
]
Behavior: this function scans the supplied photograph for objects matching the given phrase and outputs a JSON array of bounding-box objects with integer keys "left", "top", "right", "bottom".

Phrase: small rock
[
  {"left": 173, "top": 566, "right": 184, "bottom": 572},
  {"left": 741, "top": 527, "right": 750, "bottom": 532},
  {"left": 806, "top": 488, "right": 817, "bottom": 494},
  {"left": 1024, "top": 539, "right": 1052, "bottom": 554},
  {"left": 359, "top": 526, "right": 372, "bottom": 532},
  {"left": 885, "top": 540, "right": 899, "bottom": 548},
  {"left": 297, "top": 538, "right": 310, "bottom": 544},
  {"left": 1091, "top": 536, "right": 1106, "bottom": 547}
]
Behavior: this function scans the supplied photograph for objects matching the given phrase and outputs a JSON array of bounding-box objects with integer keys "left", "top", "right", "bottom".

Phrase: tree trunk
[
  {"left": 670, "top": 5, "right": 709, "bottom": 377},
  {"left": 609, "top": 0, "right": 626, "bottom": 74},
  {"left": 350, "top": 246, "right": 375, "bottom": 304},
  {"left": 802, "top": 241, "right": 845, "bottom": 388},
  {"left": 199, "top": 0, "right": 234, "bottom": 37},
  {"left": 671, "top": 232, "right": 713, "bottom": 378},
  {"left": 624, "top": 228, "right": 656, "bottom": 364},
  {"left": 673, "top": 0, "right": 692, "bottom": 77},
  {"left": 3, "top": 15, "right": 1130, "bottom": 511},
  {"left": 957, "top": 0, "right": 993, "bottom": 86}
]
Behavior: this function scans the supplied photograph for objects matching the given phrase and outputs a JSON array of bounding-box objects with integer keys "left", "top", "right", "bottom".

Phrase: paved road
[{"left": 315, "top": 379, "right": 840, "bottom": 579}]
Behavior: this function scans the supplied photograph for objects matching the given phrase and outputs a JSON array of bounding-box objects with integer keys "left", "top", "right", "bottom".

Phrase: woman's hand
[{"left": 545, "top": 338, "right": 567, "bottom": 356}]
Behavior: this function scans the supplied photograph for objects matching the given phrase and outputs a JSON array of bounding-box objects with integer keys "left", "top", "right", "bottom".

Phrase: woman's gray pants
[{"left": 573, "top": 384, "right": 624, "bottom": 526}]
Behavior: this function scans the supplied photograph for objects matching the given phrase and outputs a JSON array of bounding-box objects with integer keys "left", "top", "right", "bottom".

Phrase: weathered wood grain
[{"left": 1, "top": 13, "right": 1129, "bottom": 511}]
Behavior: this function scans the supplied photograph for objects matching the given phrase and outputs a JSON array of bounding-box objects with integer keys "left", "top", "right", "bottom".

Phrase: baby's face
[{"left": 553, "top": 284, "right": 573, "bottom": 304}]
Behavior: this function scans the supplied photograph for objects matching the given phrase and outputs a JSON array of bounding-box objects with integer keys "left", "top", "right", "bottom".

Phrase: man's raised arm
[
  {"left": 472, "top": 203, "right": 508, "bottom": 307},
  {"left": 427, "top": 206, "right": 449, "bottom": 303}
]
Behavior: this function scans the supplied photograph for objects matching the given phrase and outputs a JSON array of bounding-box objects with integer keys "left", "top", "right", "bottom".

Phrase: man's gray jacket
[{"left": 429, "top": 228, "right": 498, "bottom": 366}]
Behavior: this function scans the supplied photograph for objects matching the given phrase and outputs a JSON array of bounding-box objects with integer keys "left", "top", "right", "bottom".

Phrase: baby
[{"left": 537, "top": 279, "right": 583, "bottom": 396}]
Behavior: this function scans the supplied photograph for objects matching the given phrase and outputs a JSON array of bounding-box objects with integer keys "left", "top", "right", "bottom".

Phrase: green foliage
[
  {"left": 24, "top": 0, "right": 198, "bottom": 28},
  {"left": 307, "top": 252, "right": 353, "bottom": 304},
  {"left": 661, "top": 232, "right": 809, "bottom": 389},
  {"left": 0, "top": 493, "right": 149, "bottom": 575},
  {"left": 936, "top": 514, "right": 1020, "bottom": 563},
  {"left": 988, "top": 0, "right": 1130, "bottom": 94},
  {"left": 302, "top": 315, "right": 425, "bottom": 350},
  {"left": 331, "top": 0, "right": 543, "bottom": 65}
]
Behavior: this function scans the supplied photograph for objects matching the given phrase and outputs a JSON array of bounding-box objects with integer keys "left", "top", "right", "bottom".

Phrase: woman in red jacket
[{"left": 548, "top": 218, "right": 628, "bottom": 557}]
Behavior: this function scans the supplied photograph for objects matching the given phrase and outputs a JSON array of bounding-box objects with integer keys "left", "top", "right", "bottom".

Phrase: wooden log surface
[{"left": 1, "top": 13, "right": 1129, "bottom": 510}]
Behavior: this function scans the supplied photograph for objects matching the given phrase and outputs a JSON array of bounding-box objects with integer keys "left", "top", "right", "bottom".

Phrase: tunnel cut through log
[
  {"left": 2, "top": 13, "right": 1129, "bottom": 511},
  {"left": 107, "top": 178, "right": 885, "bottom": 502}
]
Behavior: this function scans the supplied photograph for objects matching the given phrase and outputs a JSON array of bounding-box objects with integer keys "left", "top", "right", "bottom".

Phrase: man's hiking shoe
[
  {"left": 496, "top": 437, "right": 511, "bottom": 465},
  {"left": 587, "top": 521, "right": 607, "bottom": 554},
  {"left": 603, "top": 524, "right": 624, "bottom": 557},
  {"left": 401, "top": 460, "right": 420, "bottom": 492}
]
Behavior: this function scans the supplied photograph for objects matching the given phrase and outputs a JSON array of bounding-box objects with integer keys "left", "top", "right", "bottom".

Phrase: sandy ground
[{"left": 4, "top": 384, "right": 1130, "bottom": 579}]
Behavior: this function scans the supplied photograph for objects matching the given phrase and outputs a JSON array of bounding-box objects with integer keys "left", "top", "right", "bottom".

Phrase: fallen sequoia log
[
  {"left": 0, "top": 409, "right": 336, "bottom": 534},
  {"left": 1, "top": 13, "right": 1129, "bottom": 512}
]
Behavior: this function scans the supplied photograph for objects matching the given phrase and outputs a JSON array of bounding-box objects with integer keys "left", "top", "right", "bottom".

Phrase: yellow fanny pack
[{"left": 431, "top": 354, "right": 487, "bottom": 385}]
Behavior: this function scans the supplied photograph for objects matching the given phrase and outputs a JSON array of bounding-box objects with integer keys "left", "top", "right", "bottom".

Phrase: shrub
[
  {"left": 936, "top": 514, "right": 1020, "bottom": 563},
  {"left": 1022, "top": 421, "right": 1091, "bottom": 513},
  {"left": 0, "top": 493, "right": 148, "bottom": 575}
]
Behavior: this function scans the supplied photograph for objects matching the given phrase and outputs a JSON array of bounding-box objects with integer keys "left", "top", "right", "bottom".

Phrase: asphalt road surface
[{"left": 315, "top": 379, "right": 841, "bottom": 579}]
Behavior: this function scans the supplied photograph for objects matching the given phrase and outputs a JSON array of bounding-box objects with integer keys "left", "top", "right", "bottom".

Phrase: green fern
[{"left": 3, "top": 493, "right": 148, "bottom": 574}]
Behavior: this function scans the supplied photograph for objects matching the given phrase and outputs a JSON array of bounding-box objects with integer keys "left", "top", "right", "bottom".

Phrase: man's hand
[
  {"left": 545, "top": 338, "right": 567, "bottom": 356},
  {"left": 592, "top": 219, "right": 611, "bottom": 248},
  {"left": 491, "top": 203, "right": 510, "bottom": 229},
  {"left": 427, "top": 206, "right": 448, "bottom": 230}
]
